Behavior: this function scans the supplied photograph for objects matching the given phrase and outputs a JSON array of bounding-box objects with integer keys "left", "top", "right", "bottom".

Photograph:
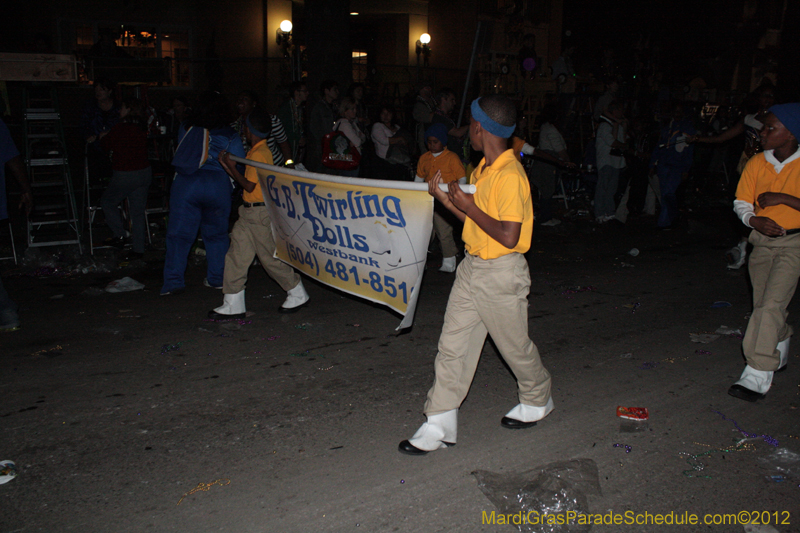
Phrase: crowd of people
[{"left": 2, "top": 64, "right": 799, "bottom": 441}]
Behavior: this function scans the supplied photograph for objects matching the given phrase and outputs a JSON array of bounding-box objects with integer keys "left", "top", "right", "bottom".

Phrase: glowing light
[
  {"left": 280, "top": 20, "right": 293, "bottom": 33},
  {"left": 419, "top": 33, "right": 431, "bottom": 45}
]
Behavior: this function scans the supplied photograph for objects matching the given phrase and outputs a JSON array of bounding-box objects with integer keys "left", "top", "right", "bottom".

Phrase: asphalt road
[{"left": 2, "top": 211, "right": 798, "bottom": 533}]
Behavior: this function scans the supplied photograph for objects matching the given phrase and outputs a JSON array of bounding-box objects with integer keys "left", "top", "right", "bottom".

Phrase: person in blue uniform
[
  {"left": 161, "top": 92, "right": 246, "bottom": 295},
  {"left": 0, "top": 118, "right": 33, "bottom": 330},
  {"left": 649, "top": 103, "right": 696, "bottom": 228}
]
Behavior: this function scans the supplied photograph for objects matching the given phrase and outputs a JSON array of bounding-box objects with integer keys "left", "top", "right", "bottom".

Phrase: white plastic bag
[{"left": 105, "top": 277, "right": 145, "bottom": 293}]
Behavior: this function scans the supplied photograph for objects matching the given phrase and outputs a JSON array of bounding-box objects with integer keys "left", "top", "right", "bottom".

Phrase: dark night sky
[
  {"left": 564, "top": 0, "right": 727, "bottom": 49},
  {"left": 560, "top": 0, "right": 770, "bottom": 85}
]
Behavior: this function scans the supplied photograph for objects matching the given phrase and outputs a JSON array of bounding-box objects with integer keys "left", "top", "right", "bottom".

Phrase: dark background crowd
[{"left": 1, "top": 0, "right": 799, "bottom": 329}]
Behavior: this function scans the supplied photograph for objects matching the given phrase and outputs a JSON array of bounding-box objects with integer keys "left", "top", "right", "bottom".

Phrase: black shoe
[
  {"left": 727, "top": 384, "right": 765, "bottom": 402},
  {"left": 203, "top": 278, "right": 223, "bottom": 289},
  {"left": 160, "top": 288, "right": 185, "bottom": 296},
  {"left": 397, "top": 440, "right": 455, "bottom": 455},
  {"left": 207, "top": 310, "right": 246, "bottom": 320},
  {"left": 278, "top": 302, "right": 309, "bottom": 314},
  {"left": 104, "top": 236, "right": 126, "bottom": 249},
  {"left": 398, "top": 440, "right": 428, "bottom": 455},
  {"left": 500, "top": 417, "right": 538, "bottom": 429}
]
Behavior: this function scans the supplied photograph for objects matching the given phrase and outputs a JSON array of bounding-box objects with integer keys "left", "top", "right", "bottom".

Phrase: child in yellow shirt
[
  {"left": 729, "top": 103, "right": 800, "bottom": 401},
  {"left": 414, "top": 123, "right": 466, "bottom": 272},
  {"left": 399, "top": 96, "right": 553, "bottom": 455},
  {"left": 209, "top": 108, "right": 309, "bottom": 319}
]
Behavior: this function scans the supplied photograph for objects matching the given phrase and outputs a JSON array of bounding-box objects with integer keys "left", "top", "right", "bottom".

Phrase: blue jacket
[
  {"left": 650, "top": 118, "right": 695, "bottom": 173},
  {"left": 172, "top": 125, "right": 245, "bottom": 176}
]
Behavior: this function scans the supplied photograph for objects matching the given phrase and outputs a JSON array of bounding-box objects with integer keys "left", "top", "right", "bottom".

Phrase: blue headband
[
  {"left": 245, "top": 114, "right": 269, "bottom": 140},
  {"left": 471, "top": 98, "right": 515, "bottom": 139}
]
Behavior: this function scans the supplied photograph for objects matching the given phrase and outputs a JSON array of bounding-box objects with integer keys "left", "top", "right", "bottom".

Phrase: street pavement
[{"left": 2, "top": 210, "right": 798, "bottom": 532}]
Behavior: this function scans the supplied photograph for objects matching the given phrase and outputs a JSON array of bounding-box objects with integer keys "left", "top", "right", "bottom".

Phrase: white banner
[{"left": 229, "top": 157, "right": 476, "bottom": 329}]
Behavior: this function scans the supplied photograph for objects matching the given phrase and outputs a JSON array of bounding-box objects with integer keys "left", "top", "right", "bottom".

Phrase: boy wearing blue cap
[
  {"left": 415, "top": 123, "right": 466, "bottom": 272},
  {"left": 399, "top": 95, "right": 553, "bottom": 455},
  {"left": 730, "top": 103, "right": 800, "bottom": 401}
]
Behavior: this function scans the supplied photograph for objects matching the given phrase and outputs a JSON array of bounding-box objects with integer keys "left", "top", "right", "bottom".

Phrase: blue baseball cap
[{"left": 769, "top": 103, "right": 800, "bottom": 139}]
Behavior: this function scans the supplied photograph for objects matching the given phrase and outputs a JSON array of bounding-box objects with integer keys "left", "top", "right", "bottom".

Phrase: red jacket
[{"left": 101, "top": 122, "right": 150, "bottom": 171}]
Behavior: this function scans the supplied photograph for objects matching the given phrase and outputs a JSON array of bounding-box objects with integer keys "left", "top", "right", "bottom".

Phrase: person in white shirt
[
  {"left": 530, "top": 106, "right": 570, "bottom": 226},
  {"left": 593, "top": 79, "right": 619, "bottom": 124},
  {"left": 371, "top": 106, "right": 403, "bottom": 160},
  {"left": 688, "top": 84, "right": 777, "bottom": 268},
  {"left": 370, "top": 106, "right": 411, "bottom": 181},
  {"left": 333, "top": 97, "right": 366, "bottom": 177},
  {"left": 594, "top": 100, "right": 627, "bottom": 222}
]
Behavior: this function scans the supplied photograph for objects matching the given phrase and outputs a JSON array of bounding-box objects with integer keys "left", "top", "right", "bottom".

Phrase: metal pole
[
  {"left": 268, "top": 0, "right": 275, "bottom": 87},
  {"left": 228, "top": 154, "right": 476, "bottom": 193},
  {"left": 295, "top": 42, "right": 302, "bottom": 81},
  {"left": 457, "top": 20, "right": 482, "bottom": 128}
]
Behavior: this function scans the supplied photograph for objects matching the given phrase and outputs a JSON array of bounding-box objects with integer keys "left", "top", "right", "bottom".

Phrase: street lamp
[
  {"left": 276, "top": 20, "right": 293, "bottom": 46},
  {"left": 416, "top": 33, "right": 431, "bottom": 67},
  {"left": 276, "top": 20, "right": 300, "bottom": 82}
]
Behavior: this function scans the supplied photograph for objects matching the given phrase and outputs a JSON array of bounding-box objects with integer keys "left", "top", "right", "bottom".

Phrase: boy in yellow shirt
[
  {"left": 729, "top": 103, "right": 800, "bottom": 401},
  {"left": 209, "top": 108, "right": 308, "bottom": 319},
  {"left": 399, "top": 95, "right": 553, "bottom": 455},
  {"left": 414, "top": 123, "right": 466, "bottom": 272}
]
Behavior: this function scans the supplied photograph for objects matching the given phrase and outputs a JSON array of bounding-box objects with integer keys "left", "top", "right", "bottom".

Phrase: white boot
[
  {"left": 502, "top": 397, "right": 555, "bottom": 428},
  {"left": 209, "top": 290, "right": 246, "bottom": 319},
  {"left": 439, "top": 256, "right": 457, "bottom": 273},
  {"left": 400, "top": 409, "right": 458, "bottom": 454},
  {"left": 777, "top": 337, "right": 790, "bottom": 371},
  {"left": 729, "top": 365, "right": 773, "bottom": 401},
  {"left": 727, "top": 240, "right": 748, "bottom": 270},
  {"left": 279, "top": 281, "right": 309, "bottom": 313}
]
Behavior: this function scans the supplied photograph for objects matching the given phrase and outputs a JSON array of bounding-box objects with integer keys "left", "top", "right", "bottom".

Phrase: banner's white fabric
[{"left": 229, "top": 156, "right": 467, "bottom": 329}]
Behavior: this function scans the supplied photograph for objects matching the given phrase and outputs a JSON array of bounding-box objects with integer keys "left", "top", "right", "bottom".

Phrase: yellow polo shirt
[
  {"left": 243, "top": 139, "right": 273, "bottom": 203},
  {"left": 510, "top": 136, "right": 526, "bottom": 162},
  {"left": 416, "top": 148, "right": 466, "bottom": 184},
  {"left": 462, "top": 149, "right": 533, "bottom": 259},
  {"left": 736, "top": 151, "right": 800, "bottom": 230}
]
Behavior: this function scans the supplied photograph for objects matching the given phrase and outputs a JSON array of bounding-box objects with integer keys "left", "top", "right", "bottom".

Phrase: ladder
[
  {"left": 23, "top": 87, "right": 82, "bottom": 252},
  {"left": 0, "top": 221, "right": 17, "bottom": 264}
]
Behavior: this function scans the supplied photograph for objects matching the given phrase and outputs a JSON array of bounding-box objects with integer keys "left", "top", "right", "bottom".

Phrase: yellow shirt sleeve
[
  {"left": 735, "top": 154, "right": 759, "bottom": 206},
  {"left": 243, "top": 142, "right": 273, "bottom": 203},
  {"left": 493, "top": 172, "right": 526, "bottom": 222},
  {"left": 416, "top": 152, "right": 432, "bottom": 181},
  {"left": 442, "top": 153, "right": 466, "bottom": 183},
  {"left": 510, "top": 137, "right": 525, "bottom": 161},
  {"left": 737, "top": 154, "right": 800, "bottom": 229}
]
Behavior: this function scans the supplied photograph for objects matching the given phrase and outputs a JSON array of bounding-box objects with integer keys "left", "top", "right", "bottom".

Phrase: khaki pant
[
  {"left": 222, "top": 205, "right": 300, "bottom": 294},
  {"left": 742, "top": 230, "right": 800, "bottom": 371},
  {"left": 423, "top": 252, "right": 552, "bottom": 415},
  {"left": 433, "top": 210, "right": 459, "bottom": 258}
]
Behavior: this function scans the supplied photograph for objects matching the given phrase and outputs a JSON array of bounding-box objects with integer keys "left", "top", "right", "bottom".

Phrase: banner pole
[{"left": 229, "top": 155, "right": 476, "bottom": 194}]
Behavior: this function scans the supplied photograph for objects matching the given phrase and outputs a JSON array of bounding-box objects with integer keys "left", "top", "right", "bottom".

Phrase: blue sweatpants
[
  {"left": 0, "top": 274, "right": 19, "bottom": 328},
  {"left": 657, "top": 167, "right": 683, "bottom": 228},
  {"left": 162, "top": 171, "right": 232, "bottom": 294}
]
